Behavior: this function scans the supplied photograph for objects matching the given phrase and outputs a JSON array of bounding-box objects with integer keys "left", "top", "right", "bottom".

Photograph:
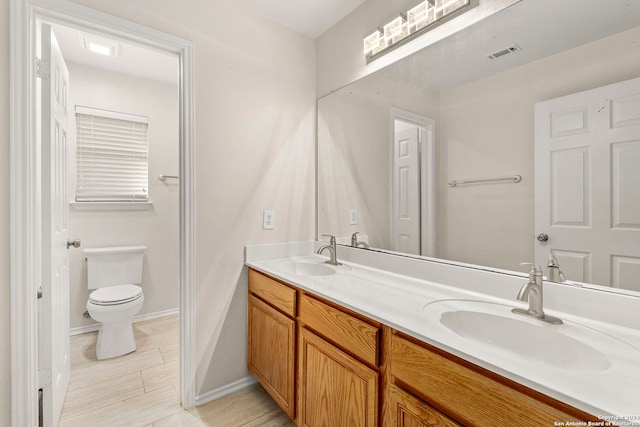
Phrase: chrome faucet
[
  {"left": 351, "top": 232, "right": 369, "bottom": 249},
  {"left": 546, "top": 252, "right": 566, "bottom": 283},
  {"left": 317, "top": 235, "right": 342, "bottom": 266},
  {"left": 512, "top": 264, "right": 563, "bottom": 324}
]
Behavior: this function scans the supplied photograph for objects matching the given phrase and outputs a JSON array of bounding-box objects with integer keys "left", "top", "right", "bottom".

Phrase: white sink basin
[
  {"left": 422, "top": 300, "right": 637, "bottom": 372},
  {"left": 270, "top": 257, "right": 350, "bottom": 277}
]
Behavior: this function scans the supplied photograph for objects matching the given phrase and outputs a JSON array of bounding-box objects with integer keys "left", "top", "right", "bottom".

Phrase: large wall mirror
[{"left": 318, "top": 0, "right": 640, "bottom": 294}]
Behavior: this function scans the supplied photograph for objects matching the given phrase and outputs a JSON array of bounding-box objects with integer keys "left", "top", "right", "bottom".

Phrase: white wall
[
  {"left": 66, "top": 62, "right": 180, "bottom": 329},
  {"left": 437, "top": 26, "right": 640, "bottom": 271},
  {"left": 66, "top": 0, "right": 317, "bottom": 398},
  {"left": 1, "top": 0, "right": 11, "bottom": 423}
]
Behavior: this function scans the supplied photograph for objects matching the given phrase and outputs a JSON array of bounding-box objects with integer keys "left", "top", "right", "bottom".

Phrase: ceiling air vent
[{"left": 487, "top": 44, "right": 520, "bottom": 60}]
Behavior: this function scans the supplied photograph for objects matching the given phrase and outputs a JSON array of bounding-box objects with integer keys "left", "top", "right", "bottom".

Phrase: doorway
[
  {"left": 10, "top": 1, "right": 195, "bottom": 426},
  {"left": 390, "top": 108, "right": 435, "bottom": 257}
]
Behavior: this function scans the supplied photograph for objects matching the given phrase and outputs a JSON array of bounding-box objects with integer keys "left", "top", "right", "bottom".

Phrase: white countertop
[{"left": 246, "top": 243, "right": 640, "bottom": 424}]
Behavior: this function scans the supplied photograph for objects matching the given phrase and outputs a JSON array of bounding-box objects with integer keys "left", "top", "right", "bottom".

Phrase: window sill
[{"left": 70, "top": 201, "right": 153, "bottom": 211}]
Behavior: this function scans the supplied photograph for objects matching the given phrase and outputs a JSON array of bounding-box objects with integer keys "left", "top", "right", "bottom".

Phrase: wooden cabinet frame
[{"left": 247, "top": 268, "right": 597, "bottom": 426}]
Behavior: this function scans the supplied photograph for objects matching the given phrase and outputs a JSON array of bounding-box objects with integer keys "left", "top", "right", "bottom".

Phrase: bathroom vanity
[{"left": 245, "top": 243, "right": 640, "bottom": 426}]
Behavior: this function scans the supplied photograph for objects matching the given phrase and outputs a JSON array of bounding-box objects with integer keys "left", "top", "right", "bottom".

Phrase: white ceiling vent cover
[{"left": 487, "top": 44, "right": 521, "bottom": 60}]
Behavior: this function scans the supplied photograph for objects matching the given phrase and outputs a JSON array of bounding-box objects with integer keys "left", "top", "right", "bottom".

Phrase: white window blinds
[{"left": 75, "top": 106, "right": 149, "bottom": 202}]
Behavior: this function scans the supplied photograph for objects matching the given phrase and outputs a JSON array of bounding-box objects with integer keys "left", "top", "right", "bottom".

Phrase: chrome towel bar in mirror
[{"left": 448, "top": 175, "right": 522, "bottom": 187}]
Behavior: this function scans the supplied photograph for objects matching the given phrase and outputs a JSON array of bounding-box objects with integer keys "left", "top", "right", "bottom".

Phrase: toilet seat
[{"left": 89, "top": 284, "right": 143, "bottom": 306}]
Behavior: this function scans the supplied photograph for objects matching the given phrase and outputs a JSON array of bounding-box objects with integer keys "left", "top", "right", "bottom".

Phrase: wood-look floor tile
[
  {"left": 59, "top": 372, "right": 145, "bottom": 422},
  {"left": 135, "top": 315, "right": 178, "bottom": 338},
  {"left": 152, "top": 411, "right": 206, "bottom": 427},
  {"left": 160, "top": 342, "right": 179, "bottom": 364},
  {"left": 134, "top": 318, "right": 179, "bottom": 354},
  {"left": 141, "top": 360, "right": 179, "bottom": 393},
  {"left": 69, "top": 331, "right": 98, "bottom": 367},
  {"left": 62, "top": 316, "right": 294, "bottom": 427},
  {"left": 69, "top": 348, "right": 165, "bottom": 390},
  {"left": 59, "top": 386, "right": 182, "bottom": 427},
  {"left": 241, "top": 410, "right": 296, "bottom": 427},
  {"left": 188, "top": 384, "right": 290, "bottom": 426}
]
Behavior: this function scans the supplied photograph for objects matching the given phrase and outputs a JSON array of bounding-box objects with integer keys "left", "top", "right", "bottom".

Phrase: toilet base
[
  {"left": 96, "top": 320, "right": 137, "bottom": 360},
  {"left": 87, "top": 293, "right": 144, "bottom": 360}
]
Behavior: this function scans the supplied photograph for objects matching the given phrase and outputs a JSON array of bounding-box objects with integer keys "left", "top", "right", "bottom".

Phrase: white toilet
[{"left": 85, "top": 245, "right": 146, "bottom": 360}]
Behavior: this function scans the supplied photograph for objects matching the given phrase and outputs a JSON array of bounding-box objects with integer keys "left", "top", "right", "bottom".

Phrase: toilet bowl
[
  {"left": 84, "top": 246, "right": 146, "bottom": 360},
  {"left": 87, "top": 284, "right": 144, "bottom": 359}
]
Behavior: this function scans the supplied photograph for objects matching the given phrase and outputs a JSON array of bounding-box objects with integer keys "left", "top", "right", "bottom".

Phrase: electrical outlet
[
  {"left": 349, "top": 209, "right": 357, "bottom": 225},
  {"left": 263, "top": 210, "right": 275, "bottom": 230}
]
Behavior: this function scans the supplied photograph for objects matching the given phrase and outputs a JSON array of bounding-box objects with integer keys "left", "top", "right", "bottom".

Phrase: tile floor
[{"left": 59, "top": 315, "right": 294, "bottom": 426}]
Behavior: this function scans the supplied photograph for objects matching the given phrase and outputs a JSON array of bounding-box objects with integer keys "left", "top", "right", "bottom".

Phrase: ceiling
[
  {"left": 52, "top": 0, "right": 366, "bottom": 84},
  {"left": 230, "top": 0, "right": 367, "bottom": 39},
  {"left": 53, "top": 24, "right": 179, "bottom": 85}
]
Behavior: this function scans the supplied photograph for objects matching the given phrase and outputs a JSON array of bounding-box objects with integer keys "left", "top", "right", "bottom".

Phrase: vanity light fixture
[
  {"left": 81, "top": 34, "right": 118, "bottom": 57},
  {"left": 364, "top": 0, "right": 470, "bottom": 61}
]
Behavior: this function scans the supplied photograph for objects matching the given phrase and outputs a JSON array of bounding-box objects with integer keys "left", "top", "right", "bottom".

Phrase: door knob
[
  {"left": 67, "top": 238, "right": 81, "bottom": 249},
  {"left": 536, "top": 233, "right": 549, "bottom": 242}
]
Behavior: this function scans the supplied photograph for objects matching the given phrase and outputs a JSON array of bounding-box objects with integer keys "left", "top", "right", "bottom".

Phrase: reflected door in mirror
[{"left": 534, "top": 77, "right": 640, "bottom": 291}]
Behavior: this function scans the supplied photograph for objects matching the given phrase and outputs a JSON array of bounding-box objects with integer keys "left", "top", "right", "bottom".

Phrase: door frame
[
  {"left": 9, "top": 1, "right": 196, "bottom": 425},
  {"left": 390, "top": 108, "right": 436, "bottom": 257}
]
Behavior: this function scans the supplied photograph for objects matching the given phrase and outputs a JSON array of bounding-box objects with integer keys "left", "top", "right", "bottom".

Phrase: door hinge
[
  {"left": 36, "top": 57, "right": 50, "bottom": 79},
  {"left": 38, "top": 369, "right": 51, "bottom": 388}
]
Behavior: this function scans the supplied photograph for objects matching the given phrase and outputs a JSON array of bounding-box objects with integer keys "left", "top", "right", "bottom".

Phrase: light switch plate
[
  {"left": 263, "top": 210, "right": 275, "bottom": 230},
  {"left": 349, "top": 209, "right": 357, "bottom": 225}
]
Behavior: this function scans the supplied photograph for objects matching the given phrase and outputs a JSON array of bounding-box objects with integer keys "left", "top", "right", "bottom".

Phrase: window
[{"left": 75, "top": 106, "right": 149, "bottom": 202}]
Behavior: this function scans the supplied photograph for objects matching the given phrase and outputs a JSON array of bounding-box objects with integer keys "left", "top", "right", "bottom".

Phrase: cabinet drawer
[
  {"left": 390, "top": 334, "right": 594, "bottom": 426},
  {"left": 249, "top": 269, "right": 297, "bottom": 317},
  {"left": 299, "top": 294, "right": 380, "bottom": 366}
]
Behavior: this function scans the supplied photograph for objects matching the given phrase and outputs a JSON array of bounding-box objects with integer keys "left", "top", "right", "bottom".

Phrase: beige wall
[
  {"left": 65, "top": 0, "right": 316, "bottom": 397},
  {"left": 318, "top": 66, "right": 439, "bottom": 247},
  {"left": 1, "top": 0, "right": 10, "bottom": 423},
  {"left": 66, "top": 62, "right": 180, "bottom": 329},
  {"left": 2, "top": 0, "right": 316, "bottom": 419},
  {"left": 437, "top": 26, "right": 640, "bottom": 271}
]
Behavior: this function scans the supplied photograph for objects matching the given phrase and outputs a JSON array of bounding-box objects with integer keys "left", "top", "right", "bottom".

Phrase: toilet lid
[{"left": 89, "top": 285, "right": 143, "bottom": 306}]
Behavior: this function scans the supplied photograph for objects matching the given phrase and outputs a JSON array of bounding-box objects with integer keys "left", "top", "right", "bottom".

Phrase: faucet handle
[
  {"left": 520, "top": 263, "right": 543, "bottom": 286},
  {"left": 321, "top": 234, "right": 336, "bottom": 243},
  {"left": 519, "top": 263, "right": 542, "bottom": 273}
]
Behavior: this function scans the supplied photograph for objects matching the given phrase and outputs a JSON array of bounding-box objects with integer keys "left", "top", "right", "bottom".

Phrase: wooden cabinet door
[
  {"left": 387, "top": 384, "right": 461, "bottom": 427},
  {"left": 248, "top": 294, "right": 296, "bottom": 419},
  {"left": 298, "top": 327, "right": 378, "bottom": 427}
]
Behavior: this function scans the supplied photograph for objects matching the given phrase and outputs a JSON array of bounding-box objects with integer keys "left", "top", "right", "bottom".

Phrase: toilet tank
[{"left": 84, "top": 246, "right": 147, "bottom": 289}]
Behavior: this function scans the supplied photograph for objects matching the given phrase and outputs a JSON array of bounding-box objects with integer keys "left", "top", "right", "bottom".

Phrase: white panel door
[
  {"left": 392, "top": 126, "right": 420, "bottom": 255},
  {"left": 535, "top": 77, "right": 640, "bottom": 289},
  {"left": 39, "top": 23, "right": 71, "bottom": 426}
]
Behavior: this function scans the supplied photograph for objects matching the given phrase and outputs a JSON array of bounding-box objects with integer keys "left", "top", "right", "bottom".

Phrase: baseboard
[
  {"left": 195, "top": 375, "right": 258, "bottom": 407},
  {"left": 69, "top": 307, "right": 179, "bottom": 336}
]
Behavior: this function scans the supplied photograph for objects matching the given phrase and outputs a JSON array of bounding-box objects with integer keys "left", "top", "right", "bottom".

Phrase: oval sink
[
  {"left": 421, "top": 300, "right": 634, "bottom": 372},
  {"left": 270, "top": 257, "right": 342, "bottom": 276}
]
